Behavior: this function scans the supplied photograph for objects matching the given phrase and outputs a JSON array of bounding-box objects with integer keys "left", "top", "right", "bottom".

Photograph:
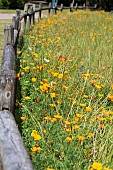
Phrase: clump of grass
[{"left": 16, "top": 10, "right": 113, "bottom": 170}]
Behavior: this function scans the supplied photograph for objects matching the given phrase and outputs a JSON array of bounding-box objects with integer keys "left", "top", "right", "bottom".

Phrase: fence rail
[{"left": 0, "top": 2, "right": 99, "bottom": 169}]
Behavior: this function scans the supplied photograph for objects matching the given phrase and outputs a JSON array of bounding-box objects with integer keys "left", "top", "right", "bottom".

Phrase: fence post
[
  {"left": 61, "top": 4, "right": 63, "bottom": 12},
  {"left": 16, "top": 9, "right": 21, "bottom": 32},
  {"left": 39, "top": 3, "right": 42, "bottom": 19},
  {"left": 2, "top": 25, "right": 16, "bottom": 113},
  {"left": 0, "top": 110, "right": 34, "bottom": 170},
  {"left": 48, "top": 2, "right": 51, "bottom": 15},
  {"left": 28, "top": 5, "right": 34, "bottom": 26},
  {"left": 70, "top": 3, "right": 74, "bottom": 12},
  {"left": 28, "top": 5, "right": 32, "bottom": 27},
  {"left": 4, "top": 25, "right": 14, "bottom": 46},
  {"left": 12, "top": 16, "right": 17, "bottom": 30},
  {"left": 32, "top": 4, "right": 35, "bottom": 24},
  {"left": 55, "top": 2, "right": 57, "bottom": 14},
  {"left": 24, "top": 4, "right": 28, "bottom": 29},
  {"left": 12, "top": 16, "right": 19, "bottom": 46}
]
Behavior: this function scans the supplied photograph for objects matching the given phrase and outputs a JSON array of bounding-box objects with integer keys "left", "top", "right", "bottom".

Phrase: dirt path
[
  {"left": 0, "top": 13, "right": 47, "bottom": 20},
  {"left": 0, "top": 14, "right": 15, "bottom": 19}
]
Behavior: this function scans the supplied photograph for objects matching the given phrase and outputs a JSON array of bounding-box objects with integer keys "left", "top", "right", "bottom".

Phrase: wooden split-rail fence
[{"left": 0, "top": 2, "right": 98, "bottom": 170}]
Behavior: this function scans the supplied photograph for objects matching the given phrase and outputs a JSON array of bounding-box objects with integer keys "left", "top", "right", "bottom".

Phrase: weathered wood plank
[
  {"left": 0, "top": 110, "right": 34, "bottom": 170},
  {"left": 16, "top": 9, "right": 21, "bottom": 32},
  {"left": 2, "top": 45, "right": 15, "bottom": 71},
  {"left": 0, "top": 71, "right": 16, "bottom": 113},
  {"left": 39, "top": 3, "right": 42, "bottom": 18},
  {"left": 1, "top": 44, "right": 16, "bottom": 113},
  {"left": 4, "top": 25, "right": 14, "bottom": 46}
]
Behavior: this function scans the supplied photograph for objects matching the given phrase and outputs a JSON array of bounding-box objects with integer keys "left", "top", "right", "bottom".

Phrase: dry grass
[
  {"left": 0, "top": 19, "right": 12, "bottom": 66},
  {"left": 0, "top": 9, "right": 23, "bottom": 14}
]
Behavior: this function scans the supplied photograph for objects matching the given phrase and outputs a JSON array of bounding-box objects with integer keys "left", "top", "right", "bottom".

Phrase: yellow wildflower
[
  {"left": 76, "top": 114, "right": 82, "bottom": 118},
  {"left": 86, "top": 107, "right": 92, "bottom": 112},
  {"left": 66, "top": 128, "right": 71, "bottom": 133},
  {"left": 107, "top": 94, "right": 113, "bottom": 101},
  {"left": 91, "top": 162, "right": 102, "bottom": 170},
  {"left": 73, "top": 125, "right": 79, "bottom": 130},
  {"left": 94, "top": 83, "right": 104, "bottom": 89},
  {"left": 49, "top": 104, "right": 56, "bottom": 107},
  {"left": 99, "top": 117, "right": 106, "bottom": 121},
  {"left": 31, "top": 146, "right": 38, "bottom": 153},
  {"left": 64, "top": 121, "right": 71, "bottom": 126},
  {"left": 52, "top": 72, "right": 58, "bottom": 77},
  {"left": 58, "top": 74, "right": 63, "bottom": 79},
  {"left": 54, "top": 114, "right": 62, "bottom": 119},
  {"left": 22, "top": 59, "right": 26, "bottom": 63},
  {"left": 81, "top": 74, "right": 90, "bottom": 77},
  {"left": 50, "top": 118, "right": 57, "bottom": 123},
  {"left": 75, "top": 117, "right": 79, "bottom": 122},
  {"left": 72, "top": 99, "right": 76, "bottom": 104},
  {"left": 104, "top": 168, "right": 112, "bottom": 170},
  {"left": 17, "top": 51, "right": 22, "bottom": 55},
  {"left": 83, "top": 94, "right": 88, "bottom": 98},
  {"left": 31, "top": 78, "right": 37, "bottom": 82},
  {"left": 67, "top": 97, "right": 76, "bottom": 104},
  {"left": 16, "top": 73, "right": 20, "bottom": 80},
  {"left": 111, "top": 84, "right": 113, "bottom": 90},
  {"left": 56, "top": 100, "right": 61, "bottom": 105},
  {"left": 23, "top": 66, "right": 30, "bottom": 72},
  {"left": 77, "top": 135, "right": 86, "bottom": 141},
  {"left": 31, "top": 130, "right": 41, "bottom": 140},
  {"left": 64, "top": 71, "right": 68, "bottom": 74},
  {"left": 98, "top": 93, "right": 103, "bottom": 97},
  {"left": 88, "top": 133, "right": 93, "bottom": 138},
  {"left": 40, "top": 83, "right": 50, "bottom": 93},
  {"left": 20, "top": 116, "right": 27, "bottom": 122},
  {"left": 80, "top": 103, "right": 86, "bottom": 107},
  {"left": 66, "top": 137, "right": 72, "bottom": 142},
  {"left": 46, "top": 168, "right": 55, "bottom": 170},
  {"left": 31, "top": 146, "right": 42, "bottom": 153},
  {"left": 63, "top": 85, "right": 68, "bottom": 90},
  {"left": 50, "top": 93, "right": 57, "bottom": 98},
  {"left": 44, "top": 116, "right": 51, "bottom": 121},
  {"left": 21, "top": 72, "right": 24, "bottom": 75},
  {"left": 90, "top": 36, "right": 95, "bottom": 42},
  {"left": 43, "top": 130, "right": 46, "bottom": 134},
  {"left": 67, "top": 97, "right": 72, "bottom": 101},
  {"left": 90, "top": 168, "right": 94, "bottom": 170},
  {"left": 24, "top": 96, "right": 31, "bottom": 100},
  {"left": 57, "top": 37, "right": 61, "bottom": 41},
  {"left": 100, "top": 124, "right": 105, "bottom": 130},
  {"left": 42, "top": 79, "right": 48, "bottom": 83}
]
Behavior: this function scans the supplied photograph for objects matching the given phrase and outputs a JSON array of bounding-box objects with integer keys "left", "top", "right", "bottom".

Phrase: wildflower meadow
[{"left": 16, "top": 10, "right": 113, "bottom": 170}]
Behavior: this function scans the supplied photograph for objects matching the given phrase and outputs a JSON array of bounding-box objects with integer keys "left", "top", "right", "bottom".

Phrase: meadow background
[{"left": 16, "top": 10, "right": 113, "bottom": 170}]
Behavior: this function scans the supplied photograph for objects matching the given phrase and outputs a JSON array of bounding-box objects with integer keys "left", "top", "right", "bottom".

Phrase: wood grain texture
[
  {"left": 2, "top": 45, "right": 15, "bottom": 71},
  {"left": 0, "top": 110, "right": 34, "bottom": 170}
]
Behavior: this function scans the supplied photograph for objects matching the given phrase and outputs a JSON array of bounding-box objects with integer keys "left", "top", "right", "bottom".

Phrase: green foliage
[
  {"left": 0, "top": 0, "right": 25, "bottom": 9},
  {"left": 0, "top": 0, "right": 3, "bottom": 8},
  {"left": 16, "top": 10, "right": 113, "bottom": 170},
  {"left": 101, "top": 0, "right": 113, "bottom": 11},
  {"left": 8, "top": 0, "right": 24, "bottom": 9},
  {"left": 2, "top": 0, "right": 9, "bottom": 9}
]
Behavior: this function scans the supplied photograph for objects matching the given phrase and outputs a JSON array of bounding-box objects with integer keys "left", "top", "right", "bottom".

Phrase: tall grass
[{"left": 16, "top": 10, "right": 113, "bottom": 170}]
